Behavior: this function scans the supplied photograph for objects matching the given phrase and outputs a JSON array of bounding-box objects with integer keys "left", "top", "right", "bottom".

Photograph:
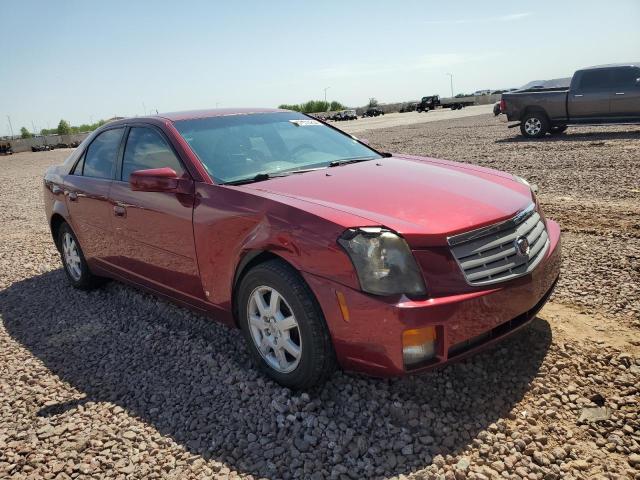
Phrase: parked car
[
  {"left": 32, "top": 144, "right": 53, "bottom": 152},
  {"left": 501, "top": 63, "right": 640, "bottom": 138},
  {"left": 44, "top": 108, "right": 561, "bottom": 389},
  {"left": 0, "top": 142, "right": 13, "bottom": 155},
  {"left": 363, "top": 107, "right": 384, "bottom": 117},
  {"left": 331, "top": 109, "right": 357, "bottom": 121}
]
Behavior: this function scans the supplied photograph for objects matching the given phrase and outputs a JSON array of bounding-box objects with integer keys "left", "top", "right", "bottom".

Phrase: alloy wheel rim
[
  {"left": 62, "top": 232, "right": 82, "bottom": 281},
  {"left": 525, "top": 118, "right": 542, "bottom": 135},
  {"left": 247, "top": 286, "right": 302, "bottom": 373}
]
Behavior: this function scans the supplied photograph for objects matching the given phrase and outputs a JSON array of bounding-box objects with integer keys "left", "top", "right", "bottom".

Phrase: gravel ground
[{"left": 0, "top": 117, "right": 639, "bottom": 480}]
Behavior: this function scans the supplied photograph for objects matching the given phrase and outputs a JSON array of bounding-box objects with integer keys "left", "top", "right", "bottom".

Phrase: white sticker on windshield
[{"left": 289, "top": 119, "right": 322, "bottom": 127}]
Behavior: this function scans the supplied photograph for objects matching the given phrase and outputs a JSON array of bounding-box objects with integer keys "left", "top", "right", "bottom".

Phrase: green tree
[
  {"left": 57, "top": 119, "right": 71, "bottom": 135},
  {"left": 368, "top": 97, "right": 378, "bottom": 108},
  {"left": 20, "top": 127, "right": 33, "bottom": 139},
  {"left": 279, "top": 100, "right": 347, "bottom": 113}
]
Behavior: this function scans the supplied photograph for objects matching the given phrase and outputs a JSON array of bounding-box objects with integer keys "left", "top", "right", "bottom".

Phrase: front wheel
[
  {"left": 237, "top": 260, "right": 336, "bottom": 389},
  {"left": 520, "top": 112, "right": 549, "bottom": 138}
]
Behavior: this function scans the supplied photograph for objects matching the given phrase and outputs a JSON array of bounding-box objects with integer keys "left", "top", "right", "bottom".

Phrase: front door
[
  {"left": 568, "top": 69, "right": 612, "bottom": 120},
  {"left": 609, "top": 66, "right": 640, "bottom": 119},
  {"left": 64, "top": 127, "right": 125, "bottom": 265},
  {"left": 108, "top": 125, "right": 203, "bottom": 300}
]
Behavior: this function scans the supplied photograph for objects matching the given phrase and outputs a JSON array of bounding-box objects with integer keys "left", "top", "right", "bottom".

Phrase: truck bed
[{"left": 501, "top": 90, "right": 568, "bottom": 122}]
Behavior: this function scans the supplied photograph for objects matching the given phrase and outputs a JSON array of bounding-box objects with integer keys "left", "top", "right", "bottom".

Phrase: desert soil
[{"left": 0, "top": 114, "right": 638, "bottom": 480}]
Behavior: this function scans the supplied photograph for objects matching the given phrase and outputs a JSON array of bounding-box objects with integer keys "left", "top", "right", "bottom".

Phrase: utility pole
[
  {"left": 7, "top": 116, "right": 14, "bottom": 138},
  {"left": 446, "top": 73, "right": 454, "bottom": 98},
  {"left": 323, "top": 87, "right": 330, "bottom": 103},
  {"left": 31, "top": 121, "right": 37, "bottom": 136}
]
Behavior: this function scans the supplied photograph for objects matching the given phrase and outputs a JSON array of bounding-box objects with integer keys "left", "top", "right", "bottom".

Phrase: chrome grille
[{"left": 448, "top": 204, "right": 550, "bottom": 286}]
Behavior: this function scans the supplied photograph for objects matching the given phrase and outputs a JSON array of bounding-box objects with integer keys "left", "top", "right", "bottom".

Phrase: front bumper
[{"left": 303, "top": 220, "right": 561, "bottom": 377}]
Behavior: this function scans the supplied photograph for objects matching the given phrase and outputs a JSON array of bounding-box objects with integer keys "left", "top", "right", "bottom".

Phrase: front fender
[{"left": 193, "top": 184, "right": 360, "bottom": 317}]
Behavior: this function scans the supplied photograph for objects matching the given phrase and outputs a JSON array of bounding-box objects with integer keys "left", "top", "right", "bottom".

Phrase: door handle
[
  {"left": 615, "top": 92, "right": 625, "bottom": 95},
  {"left": 68, "top": 191, "right": 78, "bottom": 201},
  {"left": 574, "top": 94, "right": 584, "bottom": 97},
  {"left": 113, "top": 205, "right": 126, "bottom": 217}
]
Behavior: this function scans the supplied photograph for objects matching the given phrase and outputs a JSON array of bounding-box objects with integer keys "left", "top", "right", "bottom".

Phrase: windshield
[{"left": 174, "top": 112, "right": 381, "bottom": 184}]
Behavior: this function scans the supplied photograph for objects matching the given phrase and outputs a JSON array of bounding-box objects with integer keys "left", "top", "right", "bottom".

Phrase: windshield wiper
[
  {"left": 328, "top": 156, "right": 377, "bottom": 167},
  {"left": 223, "top": 172, "right": 292, "bottom": 186}
]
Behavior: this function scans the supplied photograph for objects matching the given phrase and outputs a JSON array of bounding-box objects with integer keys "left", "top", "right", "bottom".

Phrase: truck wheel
[
  {"left": 520, "top": 112, "right": 549, "bottom": 138},
  {"left": 550, "top": 125, "right": 567, "bottom": 134}
]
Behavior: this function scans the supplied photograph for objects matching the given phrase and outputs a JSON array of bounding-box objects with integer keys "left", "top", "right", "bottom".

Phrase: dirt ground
[
  {"left": 0, "top": 115, "right": 638, "bottom": 480},
  {"left": 337, "top": 105, "right": 495, "bottom": 133}
]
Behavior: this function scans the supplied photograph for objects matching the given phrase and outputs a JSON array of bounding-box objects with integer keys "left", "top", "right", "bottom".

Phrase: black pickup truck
[{"left": 501, "top": 63, "right": 640, "bottom": 138}]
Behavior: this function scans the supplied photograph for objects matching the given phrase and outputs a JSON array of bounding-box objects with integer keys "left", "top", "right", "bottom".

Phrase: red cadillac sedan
[{"left": 43, "top": 108, "right": 561, "bottom": 389}]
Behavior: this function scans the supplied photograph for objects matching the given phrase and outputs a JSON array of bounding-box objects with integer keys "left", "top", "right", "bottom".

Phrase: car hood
[{"left": 242, "top": 155, "right": 534, "bottom": 246}]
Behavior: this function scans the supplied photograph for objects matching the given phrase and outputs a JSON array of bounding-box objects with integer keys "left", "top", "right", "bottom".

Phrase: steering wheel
[{"left": 290, "top": 144, "right": 315, "bottom": 158}]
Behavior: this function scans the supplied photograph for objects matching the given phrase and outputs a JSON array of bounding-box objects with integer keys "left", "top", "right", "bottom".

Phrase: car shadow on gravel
[
  {"left": 1, "top": 270, "right": 552, "bottom": 479},
  {"left": 496, "top": 130, "right": 640, "bottom": 143}
]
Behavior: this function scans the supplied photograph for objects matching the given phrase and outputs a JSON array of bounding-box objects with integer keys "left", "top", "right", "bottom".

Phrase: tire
[
  {"left": 550, "top": 125, "right": 568, "bottom": 134},
  {"left": 520, "top": 111, "right": 550, "bottom": 138},
  {"left": 237, "top": 259, "right": 336, "bottom": 389},
  {"left": 58, "top": 222, "right": 106, "bottom": 290}
]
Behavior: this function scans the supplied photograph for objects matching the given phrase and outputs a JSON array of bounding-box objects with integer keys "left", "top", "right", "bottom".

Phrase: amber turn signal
[
  {"left": 335, "top": 291, "right": 350, "bottom": 322},
  {"left": 402, "top": 326, "right": 436, "bottom": 367}
]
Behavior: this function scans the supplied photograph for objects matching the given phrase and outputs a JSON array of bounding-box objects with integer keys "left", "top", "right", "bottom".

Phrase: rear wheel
[
  {"left": 550, "top": 125, "right": 568, "bottom": 134},
  {"left": 237, "top": 259, "right": 336, "bottom": 389},
  {"left": 58, "top": 222, "right": 106, "bottom": 290},
  {"left": 520, "top": 112, "right": 549, "bottom": 138}
]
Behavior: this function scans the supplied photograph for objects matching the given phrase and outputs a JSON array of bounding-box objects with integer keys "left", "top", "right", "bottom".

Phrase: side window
[
  {"left": 83, "top": 128, "right": 124, "bottom": 179},
  {"left": 121, "top": 127, "right": 184, "bottom": 181},
  {"left": 72, "top": 152, "right": 85, "bottom": 175},
  {"left": 578, "top": 70, "right": 612, "bottom": 91},
  {"left": 611, "top": 67, "right": 640, "bottom": 88}
]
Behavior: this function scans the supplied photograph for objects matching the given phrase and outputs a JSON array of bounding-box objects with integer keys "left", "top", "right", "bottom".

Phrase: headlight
[
  {"left": 338, "top": 227, "right": 426, "bottom": 296},
  {"left": 513, "top": 174, "right": 538, "bottom": 194}
]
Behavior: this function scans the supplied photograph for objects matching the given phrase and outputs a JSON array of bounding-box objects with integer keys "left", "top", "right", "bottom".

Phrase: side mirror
[{"left": 130, "top": 167, "right": 179, "bottom": 192}]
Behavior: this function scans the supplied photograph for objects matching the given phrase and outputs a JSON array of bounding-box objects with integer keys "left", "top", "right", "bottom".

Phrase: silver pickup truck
[{"left": 501, "top": 63, "right": 640, "bottom": 138}]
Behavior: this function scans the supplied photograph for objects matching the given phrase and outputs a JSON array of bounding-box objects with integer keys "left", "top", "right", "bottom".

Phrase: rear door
[
  {"left": 108, "top": 125, "right": 203, "bottom": 300},
  {"left": 568, "top": 69, "right": 613, "bottom": 120},
  {"left": 64, "top": 127, "right": 124, "bottom": 264},
  {"left": 609, "top": 66, "right": 640, "bottom": 119}
]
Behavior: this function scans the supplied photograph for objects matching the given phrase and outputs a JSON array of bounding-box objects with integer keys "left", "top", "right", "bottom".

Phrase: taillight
[{"left": 499, "top": 99, "right": 506, "bottom": 112}]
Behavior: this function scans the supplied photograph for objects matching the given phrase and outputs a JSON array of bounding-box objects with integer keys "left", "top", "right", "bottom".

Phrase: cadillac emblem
[{"left": 514, "top": 236, "right": 530, "bottom": 257}]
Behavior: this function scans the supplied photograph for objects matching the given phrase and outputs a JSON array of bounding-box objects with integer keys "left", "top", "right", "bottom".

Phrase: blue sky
[{"left": 1, "top": 0, "right": 639, "bottom": 136}]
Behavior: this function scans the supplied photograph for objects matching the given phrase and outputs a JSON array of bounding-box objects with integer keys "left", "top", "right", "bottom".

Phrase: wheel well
[
  {"left": 50, "top": 214, "right": 66, "bottom": 252},
  {"left": 231, "top": 251, "right": 295, "bottom": 327},
  {"left": 521, "top": 107, "right": 549, "bottom": 122}
]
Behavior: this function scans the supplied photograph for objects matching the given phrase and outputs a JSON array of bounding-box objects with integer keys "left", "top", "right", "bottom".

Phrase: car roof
[
  {"left": 105, "top": 108, "right": 291, "bottom": 127},
  {"left": 156, "top": 107, "right": 289, "bottom": 121},
  {"left": 580, "top": 62, "right": 640, "bottom": 71}
]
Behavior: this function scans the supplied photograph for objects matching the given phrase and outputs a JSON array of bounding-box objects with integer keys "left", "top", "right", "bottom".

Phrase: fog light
[{"left": 402, "top": 326, "right": 436, "bottom": 367}]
